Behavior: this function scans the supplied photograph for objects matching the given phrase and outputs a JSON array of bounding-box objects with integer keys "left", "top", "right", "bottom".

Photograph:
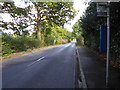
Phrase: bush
[{"left": 2, "top": 33, "right": 41, "bottom": 56}]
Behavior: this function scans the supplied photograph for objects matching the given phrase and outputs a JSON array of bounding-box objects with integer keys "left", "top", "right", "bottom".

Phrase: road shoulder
[{"left": 1, "top": 45, "right": 58, "bottom": 60}]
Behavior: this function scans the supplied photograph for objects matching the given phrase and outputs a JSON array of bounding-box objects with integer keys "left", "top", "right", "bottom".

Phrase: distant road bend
[{"left": 2, "top": 42, "right": 76, "bottom": 88}]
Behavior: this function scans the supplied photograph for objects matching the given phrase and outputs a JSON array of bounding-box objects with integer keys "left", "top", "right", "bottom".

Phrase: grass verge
[{"left": 1, "top": 45, "right": 58, "bottom": 61}]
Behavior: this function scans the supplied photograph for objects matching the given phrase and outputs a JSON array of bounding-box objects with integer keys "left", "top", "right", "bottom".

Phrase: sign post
[
  {"left": 97, "top": 2, "right": 110, "bottom": 87},
  {"left": 106, "top": 1, "right": 110, "bottom": 87}
]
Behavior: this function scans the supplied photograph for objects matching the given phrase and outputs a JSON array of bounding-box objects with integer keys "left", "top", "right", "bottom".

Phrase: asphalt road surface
[{"left": 2, "top": 42, "right": 76, "bottom": 88}]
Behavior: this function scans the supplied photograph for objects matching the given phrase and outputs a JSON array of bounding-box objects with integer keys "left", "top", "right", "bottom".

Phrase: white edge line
[
  {"left": 27, "top": 57, "right": 45, "bottom": 67},
  {"left": 76, "top": 47, "right": 87, "bottom": 88}
]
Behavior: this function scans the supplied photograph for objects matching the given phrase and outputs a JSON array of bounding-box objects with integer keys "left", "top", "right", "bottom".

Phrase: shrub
[{"left": 2, "top": 33, "right": 41, "bottom": 56}]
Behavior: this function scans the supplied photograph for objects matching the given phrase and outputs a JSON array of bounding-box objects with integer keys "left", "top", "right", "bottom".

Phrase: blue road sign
[{"left": 100, "top": 25, "right": 107, "bottom": 52}]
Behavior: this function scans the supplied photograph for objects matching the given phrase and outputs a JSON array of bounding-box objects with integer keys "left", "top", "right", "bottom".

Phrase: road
[{"left": 2, "top": 42, "right": 76, "bottom": 88}]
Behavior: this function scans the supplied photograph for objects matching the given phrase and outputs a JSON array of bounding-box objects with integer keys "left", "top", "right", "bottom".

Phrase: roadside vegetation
[
  {"left": 72, "top": 2, "right": 120, "bottom": 68},
  {"left": 1, "top": 27, "right": 73, "bottom": 56},
  {"left": 0, "top": 1, "right": 76, "bottom": 56},
  {"left": 72, "top": 20, "right": 84, "bottom": 46}
]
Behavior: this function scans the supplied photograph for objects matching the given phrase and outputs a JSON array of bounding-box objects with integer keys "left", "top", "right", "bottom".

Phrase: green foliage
[
  {"left": 43, "top": 23, "right": 72, "bottom": 45},
  {"left": 80, "top": 2, "right": 100, "bottom": 50},
  {"left": 2, "top": 24, "right": 72, "bottom": 56},
  {"left": 2, "top": 33, "right": 40, "bottom": 56},
  {"left": 72, "top": 21, "right": 84, "bottom": 46},
  {"left": 31, "top": 2, "right": 76, "bottom": 40},
  {"left": 76, "top": 2, "right": 120, "bottom": 62},
  {"left": 33, "top": 2, "right": 76, "bottom": 26},
  {"left": 109, "top": 2, "right": 120, "bottom": 62},
  {"left": 0, "top": 2, "right": 76, "bottom": 41},
  {"left": 1, "top": 1, "right": 75, "bottom": 56},
  {"left": 0, "top": 2, "right": 32, "bottom": 36}
]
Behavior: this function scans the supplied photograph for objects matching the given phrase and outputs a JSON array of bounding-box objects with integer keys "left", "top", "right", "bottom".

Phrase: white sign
[{"left": 97, "top": 3, "right": 107, "bottom": 17}]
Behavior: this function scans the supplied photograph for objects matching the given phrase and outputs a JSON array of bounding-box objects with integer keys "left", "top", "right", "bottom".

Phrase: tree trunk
[
  {"left": 37, "top": 21, "right": 41, "bottom": 41},
  {"left": 36, "top": 5, "right": 41, "bottom": 41}
]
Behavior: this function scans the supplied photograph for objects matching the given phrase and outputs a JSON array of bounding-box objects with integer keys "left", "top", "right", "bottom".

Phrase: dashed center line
[
  {"left": 37, "top": 57, "right": 45, "bottom": 61},
  {"left": 27, "top": 57, "right": 45, "bottom": 67}
]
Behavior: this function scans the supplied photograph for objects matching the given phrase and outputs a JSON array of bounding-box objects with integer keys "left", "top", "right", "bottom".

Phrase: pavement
[
  {"left": 2, "top": 43, "right": 76, "bottom": 88},
  {"left": 77, "top": 46, "right": 120, "bottom": 88}
]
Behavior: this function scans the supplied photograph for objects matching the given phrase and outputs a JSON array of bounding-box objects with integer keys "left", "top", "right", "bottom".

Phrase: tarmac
[{"left": 77, "top": 46, "right": 120, "bottom": 88}]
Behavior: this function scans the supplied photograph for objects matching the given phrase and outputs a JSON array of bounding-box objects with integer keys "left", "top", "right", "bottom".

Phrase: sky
[
  {"left": 1, "top": 0, "right": 90, "bottom": 33},
  {"left": 64, "top": 0, "right": 90, "bottom": 32}
]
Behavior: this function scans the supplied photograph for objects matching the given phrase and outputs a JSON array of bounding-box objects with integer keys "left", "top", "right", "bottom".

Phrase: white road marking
[
  {"left": 36, "top": 57, "right": 45, "bottom": 61},
  {"left": 27, "top": 57, "right": 45, "bottom": 67},
  {"left": 76, "top": 47, "right": 87, "bottom": 88},
  {"left": 64, "top": 43, "right": 71, "bottom": 47}
]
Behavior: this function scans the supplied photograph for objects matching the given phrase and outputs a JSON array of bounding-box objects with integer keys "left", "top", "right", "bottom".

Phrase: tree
[
  {"left": 72, "top": 20, "right": 84, "bottom": 46},
  {"left": 79, "top": 2, "right": 101, "bottom": 49},
  {"left": 0, "top": 1, "right": 76, "bottom": 41},
  {"left": 0, "top": 2, "right": 31, "bottom": 34},
  {"left": 77, "top": 2, "right": 120, "bottom": 62},
  {"left": 31, "top": 2, "right": 76, "bottom": 40},
  {"left": 42, "top": 23, "right": 72, "bottom": 45}
]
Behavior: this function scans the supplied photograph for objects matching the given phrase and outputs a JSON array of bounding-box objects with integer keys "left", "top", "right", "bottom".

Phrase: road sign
[
  {"left": 97, "top": 2, "right": 110, "bottom": 87},
  {"left": 97, "top": 3, "right": 107, "bottom": 17},
  {"left": 100, "top": 25, "right": 107, "bottom": 52}
]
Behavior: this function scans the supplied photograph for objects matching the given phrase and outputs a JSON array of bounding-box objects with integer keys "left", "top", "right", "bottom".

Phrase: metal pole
[{"left": 106, "top": 1, "right": 110, "bottom": 88}]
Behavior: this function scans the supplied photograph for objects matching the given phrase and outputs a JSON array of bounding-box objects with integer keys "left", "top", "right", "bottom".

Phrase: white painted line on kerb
[
  {"left": 27, "top": 57, "right": 45, "bottom": 67},
  {"left": 76, "top": 47, "right": 87, "bottom": 88}
]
